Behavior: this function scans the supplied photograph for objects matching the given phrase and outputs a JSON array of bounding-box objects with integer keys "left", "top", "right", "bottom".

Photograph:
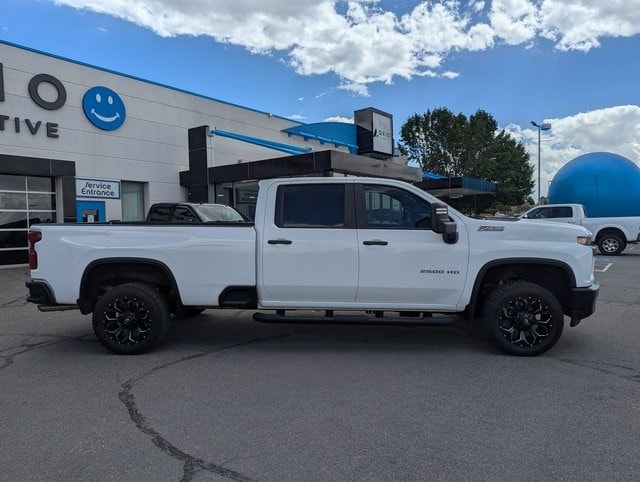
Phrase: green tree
[{"left": 399, "top": 108, "right": 534, "bottom": 214}]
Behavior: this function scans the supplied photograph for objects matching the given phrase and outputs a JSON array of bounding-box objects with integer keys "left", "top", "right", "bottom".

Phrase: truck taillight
[{"left": 28, "top": 231, "right": 42, "bottom": 269}]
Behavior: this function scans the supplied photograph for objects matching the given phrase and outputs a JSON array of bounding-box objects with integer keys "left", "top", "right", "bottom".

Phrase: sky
[{"left": 1, "top": 0, "right": 639, "bottom": 198}]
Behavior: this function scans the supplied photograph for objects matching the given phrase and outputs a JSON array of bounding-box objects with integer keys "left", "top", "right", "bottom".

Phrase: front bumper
[{"left": 569, "top": 282, "right": 599, "bottom": 327}]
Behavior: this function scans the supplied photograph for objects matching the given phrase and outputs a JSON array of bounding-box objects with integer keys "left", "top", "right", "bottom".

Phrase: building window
[
  {"left": 121, "top": 181, "right": 145, "bottom": 221},
  {"left": 0, "top": 174, "right": 56, "bottom": 265}
]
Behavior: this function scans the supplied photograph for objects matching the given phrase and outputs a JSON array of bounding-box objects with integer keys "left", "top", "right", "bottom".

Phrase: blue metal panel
[
  {"left": 282, "top": 122, "right": 359, "bottom": 153},
  {"left": 461, "top": 177, "right": 496, "bottom": 193},
  {"left": 212, "top": 129, "right": 313, "bottom": 155},
  {"left": 76, "top": 200, "right": 105, "bottom": 223}
]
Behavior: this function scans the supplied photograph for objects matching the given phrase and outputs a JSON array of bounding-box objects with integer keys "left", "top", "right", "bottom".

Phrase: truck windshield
[{"left": 193, "top": 204, "right": 246, "bottom": 222}]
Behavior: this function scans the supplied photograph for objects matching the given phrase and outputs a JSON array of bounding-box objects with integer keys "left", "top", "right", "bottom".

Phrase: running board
[{"left": 253, "top": 311, "right": 461, "bottom": 327}]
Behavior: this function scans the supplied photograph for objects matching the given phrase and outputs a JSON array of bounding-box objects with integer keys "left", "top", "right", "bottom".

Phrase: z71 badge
[{"left": 478, "top": 226, "right": 505, "bottom": 231}]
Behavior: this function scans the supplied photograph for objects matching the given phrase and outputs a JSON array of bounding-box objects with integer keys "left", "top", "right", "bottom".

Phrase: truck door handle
[
  {"left": 268, "top": 239, "right": 293, "bottom": 245},
  {"left": 363, "top": 240, "right": 388, "bottom": 246}
]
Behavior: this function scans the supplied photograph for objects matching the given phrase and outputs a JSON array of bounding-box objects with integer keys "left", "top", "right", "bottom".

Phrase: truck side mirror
[{"left": 431, "top": 203, "right": 458, "bottom": 244}]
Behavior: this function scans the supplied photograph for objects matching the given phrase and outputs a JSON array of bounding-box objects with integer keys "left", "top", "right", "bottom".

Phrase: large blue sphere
[{"left": 548, "top": 152, "right": 640, "bottom": 217}]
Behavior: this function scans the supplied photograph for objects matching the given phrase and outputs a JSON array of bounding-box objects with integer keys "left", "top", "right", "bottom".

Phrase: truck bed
[{"left": 29, "top": 223, "right": 257, "bottom": 306}]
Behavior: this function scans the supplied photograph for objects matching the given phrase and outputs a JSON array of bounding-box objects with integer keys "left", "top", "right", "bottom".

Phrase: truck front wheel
[
  {"left": 597, "top": 232, "right": 625, "bottom": 256},
  {"left": 92, "top": 282, "right": 171, "bottom": 355},
  {"left": 482, "top": 281, "right": 564, "bottom": 356}
]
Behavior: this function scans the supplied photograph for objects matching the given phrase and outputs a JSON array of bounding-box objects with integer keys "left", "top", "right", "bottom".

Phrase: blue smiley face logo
[{"left": 82, "top": 86, "right": 126, "bottom": 130}]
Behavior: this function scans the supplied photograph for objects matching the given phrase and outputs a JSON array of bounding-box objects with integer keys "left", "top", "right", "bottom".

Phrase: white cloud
[
  {"left": 53, "top": 0, "right": 640, "bottom": 94},
  {"left": 540, "top": 0, "right": 640, "bottom": 52},
  {"left": 338, "top": 82, "right": 370, "bottom": 97},
  {"left": 489, "top": 0, "right": 538, "bottom": 45},
  {"left": 288, "top": 113, "right": 306, "bottom": 120},
  {"left": 472, "top": 2, "right": 486, "bottom": 14},
  {"left": 324, "top": 116, "right": 354, "bottom": 123},
  {"left": 505, "top": 105, "right": 640, "bottom": 197}
]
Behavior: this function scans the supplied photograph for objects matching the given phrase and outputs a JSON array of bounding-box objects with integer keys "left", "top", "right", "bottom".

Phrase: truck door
[
  {"left": 259, "top": 183, "right": 358, "bottom": 306},
  {"left": 355, "top": 183, "right": 469, "bottom": 309}
]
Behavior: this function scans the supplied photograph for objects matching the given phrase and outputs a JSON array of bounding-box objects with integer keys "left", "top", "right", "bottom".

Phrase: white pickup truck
[
  {"left": 521, "top": 203, "right": 640, "bottom": 255},
  {"left": 26, "top": 177, "right": 599, "bottom": 357}
]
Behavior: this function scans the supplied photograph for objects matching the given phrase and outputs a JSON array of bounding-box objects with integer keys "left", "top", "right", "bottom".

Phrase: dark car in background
[{"left": 146, "top": 202, "right": 249, "bottom": 223}]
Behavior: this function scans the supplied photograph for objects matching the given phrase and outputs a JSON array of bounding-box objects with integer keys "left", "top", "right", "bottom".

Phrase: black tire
[
  {"left": 482, "top": 281, "right": 564, "bottom": 356},
  {"left": 597, "top": 232, "right": 625, "bottom": 256},
  {"left": 92, "top": 282, "right": 171, "bottom": 355}
]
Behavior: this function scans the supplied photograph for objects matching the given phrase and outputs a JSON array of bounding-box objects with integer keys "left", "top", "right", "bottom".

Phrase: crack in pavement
[
  {"left": 118, "top": 330, "right": 305, "bottom": 482},
  {"left": 554, "top": 357, "right": 640, "bottom": 384},
  {"left": 0, "top": 296, "right": 29, "bottom": 309},
  {"left": 0, "top": 333, "right": 92, "bottom": 371}
]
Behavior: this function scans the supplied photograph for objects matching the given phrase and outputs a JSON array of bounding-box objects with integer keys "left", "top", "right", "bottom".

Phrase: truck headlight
[{"left": 577, "top": 235, "right": 591, "bottom": 245}]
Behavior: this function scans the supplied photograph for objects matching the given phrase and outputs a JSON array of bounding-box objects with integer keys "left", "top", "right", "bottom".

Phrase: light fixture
[{"left": 531, "top": 121, "right": 551, "bottom": 203}]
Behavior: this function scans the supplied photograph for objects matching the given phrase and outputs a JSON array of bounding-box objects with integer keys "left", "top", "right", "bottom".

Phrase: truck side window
[
  {"left": 554, "top": 207, "right": 572, "bottom": 217},
  {"left": 148, "top": 206, "right": 172, "bottom": 222},
  {"left": 362, "top": 185, "right": 431, "bottom": 229},
  {"left": 173, "top": 207, "right": 198, "bottom": 223},
  {"left": 527, "top": 208, "right": 548, "bottom": 219},
  {"left": 276, "top": 184, "right": 345, "bottom": 228}
]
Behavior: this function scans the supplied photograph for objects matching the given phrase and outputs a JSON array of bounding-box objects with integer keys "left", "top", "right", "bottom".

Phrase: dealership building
[{"left": 1, "top": 40, "right": 494, "bottom": 267}]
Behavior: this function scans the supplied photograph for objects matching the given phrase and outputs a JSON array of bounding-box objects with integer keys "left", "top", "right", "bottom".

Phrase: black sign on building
[{"left": 355, "top": 108, "right": 394, "bottom": 159}]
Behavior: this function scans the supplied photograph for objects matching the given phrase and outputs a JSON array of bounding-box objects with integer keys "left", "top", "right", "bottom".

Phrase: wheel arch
[
  {"left": 595, "top": 226, "right": 625, "bottom": 241},
  {"left": 467, "top": 258, "right": 576, "bottom": 319},
  {"left": 77, "top": 258, "right": 180, "bottom": 314}
]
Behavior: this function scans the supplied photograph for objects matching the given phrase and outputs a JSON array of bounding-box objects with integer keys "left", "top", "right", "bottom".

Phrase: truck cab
[{"left": 520, "top": 204, "right": 586, "bottom": 225}]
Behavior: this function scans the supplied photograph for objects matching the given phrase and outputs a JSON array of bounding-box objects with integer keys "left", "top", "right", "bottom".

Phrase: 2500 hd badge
[{"left": 420, "top": 269, "right": 461, "bottom": 275}]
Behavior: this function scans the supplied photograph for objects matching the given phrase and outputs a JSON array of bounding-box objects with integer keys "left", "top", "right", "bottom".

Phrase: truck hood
[{"left": 464, "top": 216, "right": 592, "bottom": 242}]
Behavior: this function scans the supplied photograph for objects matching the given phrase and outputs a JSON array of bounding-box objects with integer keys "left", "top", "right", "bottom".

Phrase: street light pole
[{"left": 531, "top": 120, "right": 551, "bottom": 204}]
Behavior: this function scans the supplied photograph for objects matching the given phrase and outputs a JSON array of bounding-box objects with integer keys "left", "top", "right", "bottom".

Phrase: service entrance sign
[{"left": 76, "top": 178, "right": 121, "bottom": 199}]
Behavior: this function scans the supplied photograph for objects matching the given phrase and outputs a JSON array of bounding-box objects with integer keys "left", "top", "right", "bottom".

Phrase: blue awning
[
  {"left": 282, "top": 122, "right": 359, "bottom": 154},
  {"left": 212, "top": 129, "right": 313, "bottom": 156}
]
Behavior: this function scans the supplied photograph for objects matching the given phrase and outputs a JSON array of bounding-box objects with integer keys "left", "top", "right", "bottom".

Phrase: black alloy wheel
[
  {"left": 92, "top": 282, "right": 171, "bottom": 355},
  {"left": 482, "top": 281, "right": 564, "bottom": 356}
]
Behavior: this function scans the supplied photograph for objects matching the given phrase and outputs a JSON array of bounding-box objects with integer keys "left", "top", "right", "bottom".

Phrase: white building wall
[{"left": 0, "top": 41, "right": 344, "bottom": 212}]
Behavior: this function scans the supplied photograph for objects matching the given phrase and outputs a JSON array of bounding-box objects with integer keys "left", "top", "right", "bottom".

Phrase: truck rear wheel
[
  {"left": 597, "top": 232, "right": 625, "bottom": 256},
  {"left": 92, "top": 282, "right": 171, "bottom": 355},
  {"left": 482, "top": 281, "right": 564, "bottom": 356}
]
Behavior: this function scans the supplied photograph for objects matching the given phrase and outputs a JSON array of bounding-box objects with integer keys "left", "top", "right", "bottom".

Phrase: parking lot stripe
[{"left": 595, "top": 263, "right": 613, "bottom": 273}]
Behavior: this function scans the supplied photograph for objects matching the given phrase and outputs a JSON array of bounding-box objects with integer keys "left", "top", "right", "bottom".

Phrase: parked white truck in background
[
  {"left": 26, "top": 177, "right": 599, "bottom": 357},
  {"left": 521, "top": 203, "right": 640, "bottom": 255}
]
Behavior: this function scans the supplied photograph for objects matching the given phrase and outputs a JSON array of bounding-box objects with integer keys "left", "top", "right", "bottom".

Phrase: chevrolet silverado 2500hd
[{"left": 26, "top": 177, "right": 599, "bottom": 356}]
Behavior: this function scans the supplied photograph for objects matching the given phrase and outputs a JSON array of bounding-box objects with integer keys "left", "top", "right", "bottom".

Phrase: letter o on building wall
[{"left": 28, "top": 74, "right": 67, "bottom": 110}]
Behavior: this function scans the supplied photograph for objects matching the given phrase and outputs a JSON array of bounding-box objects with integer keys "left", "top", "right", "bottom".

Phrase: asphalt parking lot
[{"left": 1, "top": 249, "right": 639, "bottom": 481}]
